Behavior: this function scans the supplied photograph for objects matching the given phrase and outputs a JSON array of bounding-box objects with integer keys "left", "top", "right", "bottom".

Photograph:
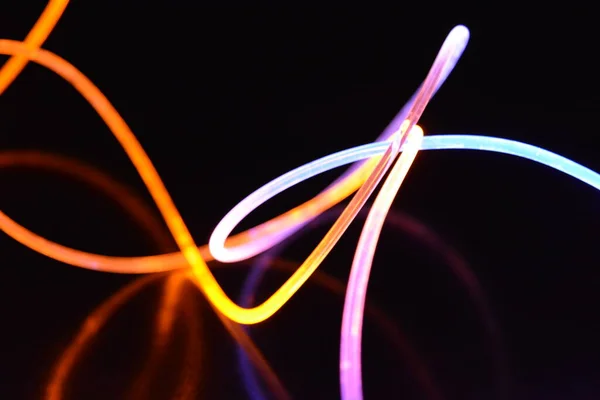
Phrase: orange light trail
[
  {"left": 1, "top": 3, "right": 535, "bottom": 399},
  {"left": 0, "top": 0, "right": 427, "bottom": 325}
]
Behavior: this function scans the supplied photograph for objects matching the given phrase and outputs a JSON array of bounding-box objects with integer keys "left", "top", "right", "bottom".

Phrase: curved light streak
[{"left": 2, "top": 3, "right": 598, "bottom": 398}]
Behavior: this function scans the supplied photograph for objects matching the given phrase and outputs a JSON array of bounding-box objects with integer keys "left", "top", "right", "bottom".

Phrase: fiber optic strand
[
  {"left": 0, "top": 1, "right": 457, "bottom": 305},
  {"left": 342, "top": 128, "right": 423, "bottom": 400},
  {"left": 3, "top": 7, "right": 597, "bottom": 396},
  {"left": 2, "top": 3, "right": 597, "bottom": 335},
  {"left": 0, "top": 0, "right": 452, "bottom": 277},
  {"left": 211, "top": 131, "right": 600, "bottom": 398},
  {"left": 238, "top": 204, "right": 506, "bottom": 400},
  {"left": 3, "top": 37, "right": 598, "bottom": 325},
  {"left": 0, "top": 2, "right": 468, "bottom": 274},
  {"left": 0, "top": 0, "right": 372, "bottom": 326},
  {"left": 0, "top": 150, "right": 174, "bottom": 248},
  {"left": 217, "top": 133, "right": 600, "bottom": 254},
  {"left": 208, "top": 25, "right": 469, "bottom": 329},
  {"left": 31, "top": 153, "right": 178, "bottom": 400},
  {"left": 0, "top": 38, "right": 432, "bottom": 324},
  {"left": 206, "top": 26, "right": 470, "bottom": 320},
  {"left": 0, "top": 151, "right": 185, "bottom": 399},
  {"left": 222, "top": 132, "right": 600, "bottom": 398},
  {"left": 0, "top": 41, "right": 401, "bottom": 275},
  {"left": 239, "top": 256, "right": 445, "bottom": 400},
  {"left": 20, "top": 151, "right": 285, "bottom": 399},
  {"left": 339, "top": 26, "right": 470, "bottom": 399},
  {"left": 238, "top": 209, "right": 478, "bottom": 400},
  {"left": 339, "top": 126, "right": 600, "bottom": 399},
  {"left": 0, "top": 40, "right": 368, "bottom": 323},
  {"left": 0, "top": 0, "right": 411, "bottom": 276},
  {"left": 0, "top": 0, "right": 68, "bottom": 94}
]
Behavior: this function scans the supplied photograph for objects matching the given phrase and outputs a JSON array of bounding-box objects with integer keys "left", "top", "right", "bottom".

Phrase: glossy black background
[{"left": 0, "top": 3, "right": 599, "bottom": 399}]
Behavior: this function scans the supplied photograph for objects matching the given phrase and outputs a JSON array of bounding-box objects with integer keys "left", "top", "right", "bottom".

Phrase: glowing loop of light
[{"left": 2, "top": 2, "right": 600, "bottom": 399}]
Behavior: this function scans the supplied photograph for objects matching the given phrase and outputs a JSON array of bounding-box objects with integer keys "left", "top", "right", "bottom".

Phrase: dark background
[{"left": 0, "top": 2, "right": 599, "bottom": 399}]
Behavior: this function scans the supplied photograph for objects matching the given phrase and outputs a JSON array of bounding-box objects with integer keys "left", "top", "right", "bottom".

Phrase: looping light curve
[{"left": 2, "top": 4, "right": 599, "bottom": 399}]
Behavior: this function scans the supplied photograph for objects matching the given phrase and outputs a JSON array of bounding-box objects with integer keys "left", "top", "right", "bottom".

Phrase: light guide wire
[
  {"left": 0, "top": 24, "right": 467, "bottom": 325},
  {"left": 340, "top": 128, "right": 424, "bottom": 400}
]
